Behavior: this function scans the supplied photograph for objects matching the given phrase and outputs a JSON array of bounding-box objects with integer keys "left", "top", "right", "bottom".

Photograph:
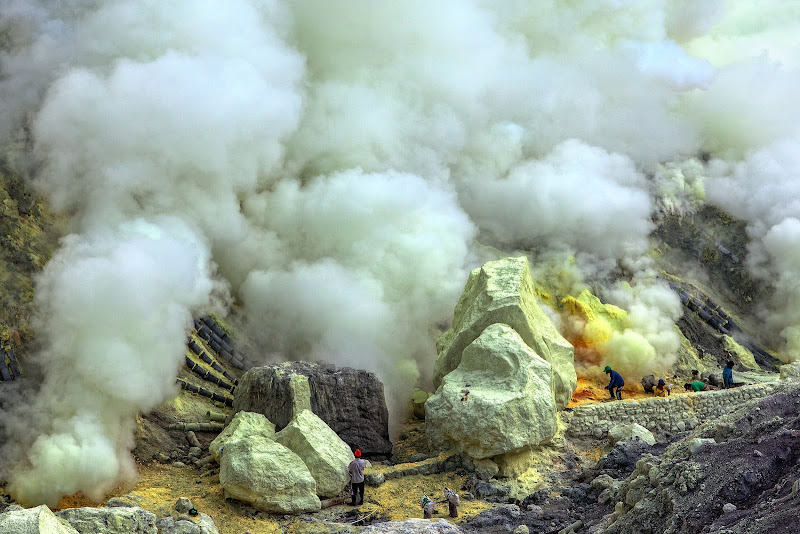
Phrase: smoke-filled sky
[{"left": 0, "top": 0, "right": 798, "bottom": 506}]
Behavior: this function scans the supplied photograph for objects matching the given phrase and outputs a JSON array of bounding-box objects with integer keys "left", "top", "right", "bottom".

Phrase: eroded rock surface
[
  {"left": 604, "top": 387, "right": 800, "bottom": 534},
  {"left": 209, "top": 411, "right": 275, "bottom": 462},
  {"left": 273, "top": 409, "right": 352, "bottom": 498},
  {"left": 362, "top": 519, "right": 463, "bottom": 533},
  {"left": 0, "top": 505, "right": 78, "bottom": 534},
  {"left": 219, "top": 436, "right": 320, "bottom": 514},
  {"left": 433, "top": 257, "right": 576, "bottom": 408},
  {"left": 55, "top": 506, "right": 157, "bottom": 534},
  {"left": 427, "top": 323, "right": 557, "bottom": 459}
]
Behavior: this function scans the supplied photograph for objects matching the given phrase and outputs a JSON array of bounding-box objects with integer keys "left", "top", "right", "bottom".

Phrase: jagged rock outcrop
[
  {"left": 602, "top": 386, "right": 800, "bottom": 534},
  {"left": 433, "top": 257, "right": 576, "bottom": 408},
  {"left": 0, "top": 505, "right": 79, "bottom": 534},
  {"left": 209, "top": 411, "right": 275, "bottom": 462},
  {"left": 219, "top": 435, "right": 320, "bottom": 514},
  {"left": 427, "top": 323, "right": 557, "bottom": 459},
  {"left": 232, "top": 361, "right": 391, "bottom": 455},
  {"left": 55, "top": 506, "right": 157, "bottom": 534},
  {"left": 272, "top": 409, "right": 353, "bottom": 498}
]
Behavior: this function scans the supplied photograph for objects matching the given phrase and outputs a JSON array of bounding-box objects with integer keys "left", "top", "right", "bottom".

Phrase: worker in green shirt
[{"left": 685, "top": 381, "right": 708, "bottom": 392}]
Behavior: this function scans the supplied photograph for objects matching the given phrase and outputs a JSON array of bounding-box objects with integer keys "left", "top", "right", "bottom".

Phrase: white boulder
[
  {"left": 273, "top": 409, "right": 353, "bottom": 497},
  {"left": 426, "top": 323, "right": 558, "bottom": 459},
  {"left": 434, "top": 257, "right": 576, "bottom": 408},
  {"left": 209, "top": 411, "right": 275, "bottom": 462},
  {"left": 219, "top": 436, "right": 320, "bottom": 514}
]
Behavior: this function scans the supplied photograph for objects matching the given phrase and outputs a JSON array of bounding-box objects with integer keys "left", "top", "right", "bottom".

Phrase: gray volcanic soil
[{"left": 460, "top": 385, "right": 800, "bottom": 534}]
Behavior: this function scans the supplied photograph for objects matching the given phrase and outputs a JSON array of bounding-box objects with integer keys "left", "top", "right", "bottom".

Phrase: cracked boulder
[
  {"left": 433, "top": 257, "right": 576, "bottom": 408},
  {"left": 219, "top": 436, "right": 320, "bottom": 514},
  {"left": 273, "top": 409, "right": 353, "bottom": 498},
  {"left": 426, "top": 323, "right": 557, "bottom": 459}
]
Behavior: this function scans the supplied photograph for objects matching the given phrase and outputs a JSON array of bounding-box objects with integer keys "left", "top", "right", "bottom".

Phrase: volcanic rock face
[
  {"left": 426, "top": 323, "right": 557, "bottom": 459},
  {"left": 219, "top": 436, "right": 320, "bottom": 514},
  {"left": 433, "top": 257, "right": 576, "bottom": 408},
  {"left": 232, "top": 361, "right": 391, "bottom": 455}
]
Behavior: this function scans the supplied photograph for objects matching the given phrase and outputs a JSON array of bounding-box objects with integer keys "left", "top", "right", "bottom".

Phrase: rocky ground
[{"left": 7, "top": 376, "right": 800, "bottom": 533}]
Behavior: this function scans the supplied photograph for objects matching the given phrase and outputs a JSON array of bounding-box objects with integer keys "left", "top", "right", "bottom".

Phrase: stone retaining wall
[{"left": 566, "top": 382, "right": 779, "bottom": 439}]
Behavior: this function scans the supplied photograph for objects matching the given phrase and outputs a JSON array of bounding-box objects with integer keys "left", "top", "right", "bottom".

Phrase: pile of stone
[{"left": 567, "top": 382, "right": 779, "bottom": 439}]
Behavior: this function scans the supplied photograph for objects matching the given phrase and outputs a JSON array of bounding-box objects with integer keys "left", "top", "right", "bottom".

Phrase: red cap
[{"left": 354, "top": 449, "right": 361, "bottom": 457}]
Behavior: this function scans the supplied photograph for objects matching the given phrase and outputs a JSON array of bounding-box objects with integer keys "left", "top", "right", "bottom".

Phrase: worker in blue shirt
[
  {"left": 604, "top": 365, "right": 624, "bottom": 400},
  {"left": 722, "top": 360, "right": 734, "bottom": 389}
]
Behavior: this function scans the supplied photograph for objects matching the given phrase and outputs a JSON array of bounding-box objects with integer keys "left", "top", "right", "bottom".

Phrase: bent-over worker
[
  {"left": 421, "top": 494, "right": 435, "bottom": 519},
  {"left": 604, "top": 366, "right": 624, "bottom": 400},
  {"left": 653, "top": 378, "right": 671, "bottom": 397}
]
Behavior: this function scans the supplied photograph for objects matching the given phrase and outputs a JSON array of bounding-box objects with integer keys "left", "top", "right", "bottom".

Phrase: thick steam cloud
[
  {"left": 7, "top": 220, "right": 216, "bottom": 505},
  {"left": 0, "top": 0, "right": 798, "bottom": 505}
]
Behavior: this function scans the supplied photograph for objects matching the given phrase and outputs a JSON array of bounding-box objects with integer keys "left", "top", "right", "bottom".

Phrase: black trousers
[{"left": 351, "top": 481, "right": 364, "bottom": 504}]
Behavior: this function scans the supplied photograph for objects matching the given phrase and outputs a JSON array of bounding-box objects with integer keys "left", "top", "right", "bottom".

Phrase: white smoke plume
[
  {"left": 7, "top": 220, "right": 217, "bottom": 506},
  {"left": 0, "top": 0, "right": 797, "bottom": 505}
]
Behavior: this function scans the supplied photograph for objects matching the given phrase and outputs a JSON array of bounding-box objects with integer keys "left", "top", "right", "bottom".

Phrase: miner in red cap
[{"left": 348, "top": 448, "right": 367, "bottom": 506}]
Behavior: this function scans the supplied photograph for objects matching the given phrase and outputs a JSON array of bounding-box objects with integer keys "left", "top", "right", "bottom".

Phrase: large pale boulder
[
  {"left": 209, "top": 411, "right": 275, "bottom": 462},
  {"left": 219, "top": 436, "right": 320, "bottom": 514},
  {"left": 0, "top": 505, "right": 79, "bottom": 534},
  {"left": 233, "top": 361, "right": 391, "bottom": 455},
  {"left": 55, "top": 506, "right": 156, "bottom": 534},
  {"left": 426, "top": 323, "right": 558, "bottom": 459},
  {"left": 434, "top": 257, "right": 576, "bottom": 408},
  {"left": 273, "top": 409, "right": 353, "bottom": 498}
]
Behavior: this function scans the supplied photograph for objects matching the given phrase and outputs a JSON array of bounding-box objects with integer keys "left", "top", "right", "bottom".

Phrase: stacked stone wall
[{"left": 566, "top": 383, "right": 779, "bottom": 439}]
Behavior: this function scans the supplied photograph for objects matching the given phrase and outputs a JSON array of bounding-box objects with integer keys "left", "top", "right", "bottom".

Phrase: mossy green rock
[
  {"left": 427, "top": 323, "right": 558, "bottom": 459},
  {"left": 219, "top": 436, "right": 320, "bottom": 514},
  {"left": 273, "top": 410, "right": 352, "bottom": 498},
  {"left": 434, "top": 257, "right": 576, "bottom": 407}
]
